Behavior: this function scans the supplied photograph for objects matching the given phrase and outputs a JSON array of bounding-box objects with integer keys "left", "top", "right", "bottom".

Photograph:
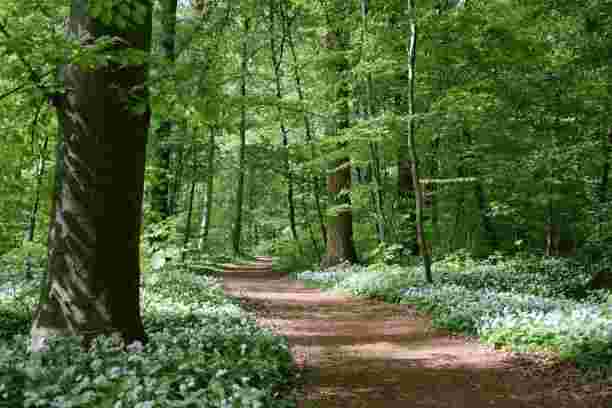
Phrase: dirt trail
[{"left": 222, "top": 257, "right": 611, "bottom": 408}]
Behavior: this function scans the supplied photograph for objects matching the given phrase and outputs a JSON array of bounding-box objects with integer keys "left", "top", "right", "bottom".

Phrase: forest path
[{"left": 222, "top": 258, "right": 609, "bottom": 408}]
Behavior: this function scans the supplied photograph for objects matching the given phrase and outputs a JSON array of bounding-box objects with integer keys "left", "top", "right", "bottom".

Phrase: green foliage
[
  {"left": 3, "top": 0, "right": 612, "bottom": 399},
  {"left": 0, "top": 269, "right": 297, "bottom": 407},
  {"left": 366, "top": 243, "right": 405, "bottom": 265},
  {"left": 268, "top": 235, "right": 318, "bottom": 274},
  {"left": 89, "top": 0, "right": 150, "bottom": 29},
  {"left": 0, "top": 242, "right": 46, "bottom": 277},
  {"left": 434, "top": 252, "right": 594, "bottom": 299},
  {"left": 0, "top": 279, "right": 37, "bottom": 342}
]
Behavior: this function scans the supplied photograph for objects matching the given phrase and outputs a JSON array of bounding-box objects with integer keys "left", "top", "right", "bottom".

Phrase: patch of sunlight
[{"left": 337, "top": 341, "right": 508, "bottom": 369}]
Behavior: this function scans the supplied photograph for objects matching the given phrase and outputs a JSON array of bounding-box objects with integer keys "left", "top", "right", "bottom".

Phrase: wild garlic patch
[{"left": 0, "top": 270, "right": 296, "bottom": 408}]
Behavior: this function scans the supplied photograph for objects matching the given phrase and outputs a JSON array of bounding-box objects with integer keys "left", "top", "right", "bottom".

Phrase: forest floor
[{"left": 222, "top": 257, "right": 612, "bottom": 408}]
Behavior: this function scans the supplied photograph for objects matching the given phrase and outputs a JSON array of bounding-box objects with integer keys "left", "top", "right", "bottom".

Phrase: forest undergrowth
[
  {"left": 295, "top": 253, "right": 612, "bottom": 380},
  {"left": 0, "top": 265, "right": 298, "bottom": 408}
]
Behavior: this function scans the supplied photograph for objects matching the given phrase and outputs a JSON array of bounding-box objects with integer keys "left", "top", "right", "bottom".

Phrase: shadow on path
[{"left": 223, "top": 258, "right": 611, "bottom": 408}]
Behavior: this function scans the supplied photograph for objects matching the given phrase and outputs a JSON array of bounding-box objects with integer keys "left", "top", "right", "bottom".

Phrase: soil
[{"left": 222, "top": 257, "right": 612, "bottom": 408}]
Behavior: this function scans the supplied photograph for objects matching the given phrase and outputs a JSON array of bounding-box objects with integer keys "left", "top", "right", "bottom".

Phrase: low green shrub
[
  {"left": 0, "top": 270, "right": 297, "bottom": 408},
  {"left": 270, "top": 238, "right": 319, "bottom": 274},
  {"left": 335, "top": 264, "right": 422, "bottom": 302},
  {"left": 433, "top": 253, "right": 593, "bottom": 299},
  {"left": 0, "top": 277, "right": 38, "bottom": 342}
]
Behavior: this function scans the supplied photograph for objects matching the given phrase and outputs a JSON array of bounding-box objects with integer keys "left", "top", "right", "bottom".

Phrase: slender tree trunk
[
  {"left": 545, "top": 184, "right": 560, "bottom": 257},
  {"left": 406, "top": 0, "right": 432, "bottom": 282},
  {"left": 282, "top": 2, "right": 327, "bottom": 245},
  {"left": 199, "top": 126, "right": 216, "bottom": 250},
  {"left": 430, "top": 139, "right": 440, "bottom": 252},
  {"left": 183, "top": 178, "right": 197, "bottom": 261},
  {"left": 32, "top": 0, "right": 152, "bottom": 350},
  {"left": 24, "top": 120, "right": 50, "bottom": 280},
  {"left": 170, "top": 143, "right": 184, "bottom": 215},
  {"left": 591, "top": 127, "right": 612, "bottom": 288},
  {"left": 302, "top": 194, "right": 322, "bottom": 262},
  {"left": 475, "top": 182, "right": 496, "bottom": 250},
  {"left": 464, "top": 129, "right": 497, "bottom": 252},
  {"left": 269, "top": 0, "right": 298, "bottom": 242},
  {"left": 151, "top": 0, "right": 178, "bottom": 220},
  {"left": 246, "top": 157, "right": 257, "bottom": 244},
  {"left": 598, "top": 127, "right": 612, "bottom": 226},
  {"left": 361, "top": 0, "right": 385, "bottom": 243},
  {"left": 396, "top": 74, "right": 419, "bottom": 254},
  {"left": 232, "top": 17, "right": 249, "bottom": 256},
  {"left": 37, "top": 98, "right": 65, "bottom": 307},
  {"left": 182, "top": 140, "right": 198, "bottom": 262}
]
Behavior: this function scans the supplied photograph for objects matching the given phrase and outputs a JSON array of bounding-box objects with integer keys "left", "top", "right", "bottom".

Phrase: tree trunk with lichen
[{"left": 31, "top": 0, "right": 152, "bottom": 351}]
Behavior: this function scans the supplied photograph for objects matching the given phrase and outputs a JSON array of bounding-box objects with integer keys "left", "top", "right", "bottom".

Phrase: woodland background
[{"left": 1, "top": 0, "right": 612, "bottom": 406}]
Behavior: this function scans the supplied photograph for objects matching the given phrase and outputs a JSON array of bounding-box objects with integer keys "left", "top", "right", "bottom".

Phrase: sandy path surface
[{"left": 223, "top": 257, "right": 611, "bottom": 407}]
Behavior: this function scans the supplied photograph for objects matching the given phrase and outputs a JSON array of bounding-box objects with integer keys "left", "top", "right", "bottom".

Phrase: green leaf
[
  {"left": 118, "top": 3, "right": 131, "bottom": 17},
  {"left": 114, "top": 14, "right": 128, "bottom": 30}
]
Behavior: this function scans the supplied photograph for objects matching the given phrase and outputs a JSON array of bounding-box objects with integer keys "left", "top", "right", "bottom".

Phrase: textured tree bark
[
  {"left": 150, "top": 0, "right": 178, "bottom": 220},
  {"left": 320, "top": 1, "right": 358, "bottom": 268},
  {"left": 31, "top": 0, "right": 152, "bottom": 351},
  {"left": 322, "top": 159, "right": 358, "bottom": 267}
]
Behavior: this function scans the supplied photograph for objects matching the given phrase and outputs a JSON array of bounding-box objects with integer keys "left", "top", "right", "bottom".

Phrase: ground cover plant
[
  {"left": 296, "top": 255, "right": 612, "bottom": 377},
  {"left": 0, "top": 268, "right": 297, "bottom": 408}
]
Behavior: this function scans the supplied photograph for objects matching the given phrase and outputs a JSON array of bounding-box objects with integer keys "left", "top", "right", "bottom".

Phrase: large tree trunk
[
  {"left": 321, "top": 1, "right": 358, "bottom": 268},
  {"left": 323, "top": 158, "right": 358, "bottom": 267},
  {"left": 31, "top": 0, "right": 152, "bottom": 351}
]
